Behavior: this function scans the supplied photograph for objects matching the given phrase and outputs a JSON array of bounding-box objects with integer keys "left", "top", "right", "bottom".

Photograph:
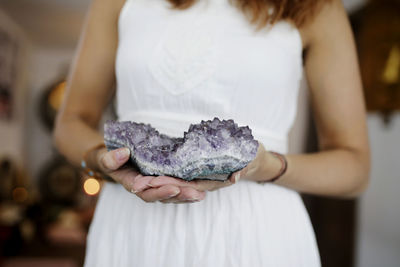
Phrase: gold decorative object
[{"left": 351, "top": 0, "right": 400, "bottom": 124}]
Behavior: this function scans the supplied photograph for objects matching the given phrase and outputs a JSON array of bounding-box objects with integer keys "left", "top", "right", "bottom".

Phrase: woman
[{"left": 53, "top": 0, "right": 370, "bottom": 266}]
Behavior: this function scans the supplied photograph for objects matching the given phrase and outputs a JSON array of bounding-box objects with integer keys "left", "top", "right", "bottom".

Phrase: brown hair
[{"left": 165, "top": 0, "right": 332, "bottom": 30}]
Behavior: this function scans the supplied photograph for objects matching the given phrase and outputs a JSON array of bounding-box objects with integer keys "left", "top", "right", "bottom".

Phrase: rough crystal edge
[{"left": 104, "top": 117, "right": 259, "bottom": 181}]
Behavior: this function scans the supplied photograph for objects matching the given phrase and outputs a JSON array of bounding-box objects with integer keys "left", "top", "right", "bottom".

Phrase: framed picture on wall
[{"left": 0, "top": 28, "right": 19, "bottom": 121}]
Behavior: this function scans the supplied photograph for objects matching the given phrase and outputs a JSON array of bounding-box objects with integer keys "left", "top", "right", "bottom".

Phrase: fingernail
[
  {"left": 130, "top": 188, "right": 139, "bottom": 194},
  {"left": 116, "top": 148, "right": 130, "bottom": 161},
  {"left": 102, "top": 154, "right": 113, "bottom": 168},
  {"left": 132, "top": 184, "right": 148, "bottom": 193},
  {"left": 169, "top": 190, "right": 180, "bottom": 197},
  {"left": 146, "top": 183, "right": 155, "bottom": 188},
  {"left": 234, "top": 173, "right": 241, "bottom": 183},
  {"left": 130, "top": 183, "right": 146, "bottom": 194}
]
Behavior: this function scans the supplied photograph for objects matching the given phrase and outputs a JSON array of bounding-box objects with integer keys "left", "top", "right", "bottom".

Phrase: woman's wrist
[
  {"left": 251, "top": 150, "right": 287, "bottom": 183},
  {"left": 262, "top": 151, "right": 284, "bottom": 181},
  {"left": 266, "top": 152, "right": 288, "bottom": 182}
]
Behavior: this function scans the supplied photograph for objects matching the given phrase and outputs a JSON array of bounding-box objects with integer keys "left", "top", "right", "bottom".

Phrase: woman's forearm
[
  {"left": 259, "top": 148, "right": 370, "bottom": 198},
  {"left": 53, "top": 115, "right": 104, "bottom": 170}
]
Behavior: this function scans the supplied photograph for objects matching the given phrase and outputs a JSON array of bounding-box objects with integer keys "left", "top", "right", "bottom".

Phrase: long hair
[{"left": 165, "top": 0, "right": 332, "bottom": 30}]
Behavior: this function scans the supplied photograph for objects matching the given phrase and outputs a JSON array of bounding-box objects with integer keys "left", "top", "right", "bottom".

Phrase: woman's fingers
[
  {"left": 149, "top": 176, "right": 190, "bottom": 188},
  {"left": 160, "top": 187, "right": 206, "bottom": 203},
  {"left": 136, "top": 184, "right": 180, "bottom": 202},
  {"left": 195, "top": 179, "right": 233, "bottom": 191},
  {"left": 150, "top": 175, "right": 236, "bottom": 192},
  {"left": 128, "top": 176, "right": 207, "bottom": 203},
  {"left": 125, "top": 174, "right": 154, "bottom": 194},
  {"left": 111, "top": 169, "right": 237, "bottom": 202},
  {"left": 229, "top": 171, "right": 241, "bottom": 184},
  {"left": 109, "top": 167, "right": 154, "bottom": 193},
  {"left": 127, "top": 174, "right": 154, "bottom": 193},
  {"left": 100, "top": 147, "right": 130, "bottom": 172},
  {"left": 179, "top": 187, "right": 206, "bottom": 200}
]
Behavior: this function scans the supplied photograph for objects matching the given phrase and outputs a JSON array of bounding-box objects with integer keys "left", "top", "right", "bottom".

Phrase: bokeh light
[{"left": 83, "top": 178, "right": 100, "bottom": 196}]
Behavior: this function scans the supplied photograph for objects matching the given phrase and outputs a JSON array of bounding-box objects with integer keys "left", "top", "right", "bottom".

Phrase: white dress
[{"left": 84, "top": 0, "right": 321, "bottom": 266}]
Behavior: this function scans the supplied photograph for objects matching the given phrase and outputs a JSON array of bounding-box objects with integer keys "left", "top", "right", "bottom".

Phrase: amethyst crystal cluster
[{"left": 104, "top": 117, "right": 259, "bottom": 181}]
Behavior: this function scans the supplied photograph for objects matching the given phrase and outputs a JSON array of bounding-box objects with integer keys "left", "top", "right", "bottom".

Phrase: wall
[
  {"left": 25, "top": 46, "right": 114, "bottom": 182},
  {"left": 0, "top": 9, "right": 30, "bottom": 171},
  {"left": 26, "top": 47, "right": 75, "bottom": 181},
  {"left": 356, "top": 114, "right": 400, "bottom": 267}
]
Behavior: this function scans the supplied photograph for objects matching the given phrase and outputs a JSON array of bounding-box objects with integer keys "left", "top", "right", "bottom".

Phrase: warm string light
[{"left": 83, "top": 178, "right": 101, "bottom": 196}]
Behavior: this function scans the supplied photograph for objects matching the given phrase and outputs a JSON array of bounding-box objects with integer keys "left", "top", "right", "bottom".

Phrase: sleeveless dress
[{"left": 84, "top": 0, "right": 321, "bottom": 266}]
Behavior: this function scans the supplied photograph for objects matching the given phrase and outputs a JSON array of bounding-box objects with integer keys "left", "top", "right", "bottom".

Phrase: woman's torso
[{"left": 115, "top": 0, "right": 303, "bottom": 153}]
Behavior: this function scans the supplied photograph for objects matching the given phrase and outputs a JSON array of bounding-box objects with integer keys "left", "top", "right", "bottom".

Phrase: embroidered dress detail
[{"left": 148, "top": 17, "right": 219, "bottom": 95}]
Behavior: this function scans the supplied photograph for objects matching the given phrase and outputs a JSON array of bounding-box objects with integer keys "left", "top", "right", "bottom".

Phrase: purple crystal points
[{"left": 104, "top": 117, "right": 259, "bottom": 181}]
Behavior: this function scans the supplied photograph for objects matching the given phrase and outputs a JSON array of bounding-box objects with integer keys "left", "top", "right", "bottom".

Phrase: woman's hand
[
  {"left": 92, "top": 146, "right": 207, "bottom": 203},
  {"left": 147, "top": 174, "right": 237, "bottom": 203},
  {"left": 229, "top": 142, "right": 283, "bottom": 183},
  {"left": 146, "top": 141, "right": 279, "bottom": 203},
  {"left": 92, "top": 147, "right": 177, "bottom": 202}
]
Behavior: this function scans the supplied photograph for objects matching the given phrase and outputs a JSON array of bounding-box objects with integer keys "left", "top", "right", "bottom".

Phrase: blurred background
[{"left": 0, "top": 0, "right": 399, "bottom": 266}]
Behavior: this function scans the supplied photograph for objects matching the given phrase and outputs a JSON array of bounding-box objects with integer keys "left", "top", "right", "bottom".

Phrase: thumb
[
  {"left": 100, "top": 147, "right": 130, "bottom": 172},
  {"left": 228, "top": 170, "right": 242, "bottom": 184}
]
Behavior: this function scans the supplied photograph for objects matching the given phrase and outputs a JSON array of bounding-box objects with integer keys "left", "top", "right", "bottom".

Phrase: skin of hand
[{"left": 228, "top": 142, "right": 280, "bottom": 183}]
